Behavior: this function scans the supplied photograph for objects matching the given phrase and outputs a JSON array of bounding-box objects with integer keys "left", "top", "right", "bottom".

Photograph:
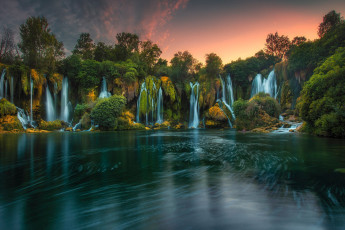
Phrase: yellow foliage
[
  {"left": 209, "top": 105, "right": 227, "bottom": 121},
  {"left": 49, "top": 73, "right": 63, "bottom": 92},
  {"left": 87, "top": 89, "right": 97, "bottom": 102}
]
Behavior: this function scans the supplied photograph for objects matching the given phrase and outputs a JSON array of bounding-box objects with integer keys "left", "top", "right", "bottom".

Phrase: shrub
[
  {"left": 250, "top": 92, "right": 281, "bottom": 118},
  {"left": 90, "top": 95, "right": 126, "bottom": 130},
  {"left": 39, "top": 120, "right": 64, "bottom": 131},
  {"left": 0, "top": 99, "right": 17, "bottom": 117}
]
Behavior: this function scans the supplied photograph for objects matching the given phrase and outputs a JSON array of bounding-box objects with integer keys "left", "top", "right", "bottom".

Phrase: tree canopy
[
  {"left": 73, "top": 33, "right": 95, "bottom": 60},
  {"left": 318, "top": 10, "right": 342, "bottom": 38},
  {"left": 264, "top": 32, "right": 291, "bottom": 60},
  {"left": 18, "top": 16, "right": 64, "bottom": 72}
]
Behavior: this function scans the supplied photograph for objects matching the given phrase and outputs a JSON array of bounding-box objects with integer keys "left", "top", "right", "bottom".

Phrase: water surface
[{"left": 1, "top": 130, "right": 345, "bottom": 230}]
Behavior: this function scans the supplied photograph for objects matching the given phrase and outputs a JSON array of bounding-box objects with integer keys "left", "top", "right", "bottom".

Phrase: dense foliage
[
  {"left": 297, "top": 47, "right": 345, "bottom": 137},
  {"left": 233, "top": 93, "right": 280, "bottom": 130},
  {"left": 90, "top": 95, "right": 126, "bottom": 130},
  {"left": 0, "top": 98, "right": 16, "bottom": 117}
]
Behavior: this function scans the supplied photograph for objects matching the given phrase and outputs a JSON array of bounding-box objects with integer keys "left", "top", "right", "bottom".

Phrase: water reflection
[{"left": 0, "top": 131, "right": 345, "bottom": 229}]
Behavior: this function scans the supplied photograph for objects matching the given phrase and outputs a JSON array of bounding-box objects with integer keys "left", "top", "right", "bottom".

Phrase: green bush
[
  {"left": 39, "top": 120, "right": 64, "bottom": 131},
  {"left": 90, "top": 95, "right": 126, "bottom": 130},
  {"left": 297, "top": 47, "right": 345, "bottom": 137},
  {"left": 250, "top": 92, "right": 281, "bottom": 118},
  {"left": 233, "top": 99, "right": 260, "bottom": 130},
  {"left": 0, "top": 99, "right": 17, "bottom": 117},
  {"left": 80, "top": 112, "right": 91, "bottom": 130}
]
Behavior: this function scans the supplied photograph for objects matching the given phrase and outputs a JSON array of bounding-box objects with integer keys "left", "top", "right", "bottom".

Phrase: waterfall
[
  {"left": 17, "top": 107, "right": 31, "bottom": 130},
  {"left": 156, "top": 87, "right": 163, "bottom": 124},
  {"left": 136, "top": 82, "right": 147, "bottom": 123},
  {"left": 99, "top": 77, "right": 111, "bottom": 98},
  {"left": 220, "top": 74, "right": 236, "bottom": 121},
  {"left": 151, "top": 82, "right": 157, "bottom": 124},
  {"left": 5, "top": 79, "right": 8, "bottom": 99},
  {"left": 30, "top": 77, "right": 33, "bottom": 125},
  {"left": 189, "top": 82, "right": 200, "bottom": 128},
  {"left": 226, "top": 74, "right": 234, "bottom": 106},
  {"left": 46, "top": 86, "right": 56, "bottom": 121},
  {"left": 73, "top": 122, "right": 81, "bottom": 131},
  {"left": 61, "top": 77, "right": 70, "bottom": 123},
  {"left": 250, "top": 70, "right": 277, "bottom": 98},
  {"left": 0, "top": 69, "right": 5, "bottom": 98},
  {"left": 10, "top": 76, "right": 14, "bottom": 103}
]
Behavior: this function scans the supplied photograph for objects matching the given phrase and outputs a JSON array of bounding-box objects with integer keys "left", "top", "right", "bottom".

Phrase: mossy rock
[
  {"left": 39, "top": 120, "right": 66, "bottom": 131},
  {"left": 0, "top": 115, "right": 23, "bottom": 131},
  {"left": 0, "top": 98, "right": 17, "bottom": 117}
]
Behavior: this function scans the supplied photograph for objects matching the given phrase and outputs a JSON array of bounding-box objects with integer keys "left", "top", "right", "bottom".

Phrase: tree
[
  {"left": 170, "top": 51, "right": 199, "bottom": 84},
  {"left": 114, "top": 32, "right": 140, "bottom": 61},
  {"left": 73, "top": 33, "right": 95, "bottom": 60},
  {"left": 139, "top": 40, "right": 162, "bottom": 74},
  {"left": 264, "top": 32, "right": 291, "bottom": 60},
  {"left": 94, "top": 42, "right": 113, "bottom": 62},
  {"left": 205, "top": 53, "right": 222, "bottom": 78},
  {"left": 291, "top": 36, "right": 307, "bottom": 46},
  {"left": 0, "top": 27, "right": 18, "bottom": 64},
  {"left": 18, "top": 16, "right": 64, "bottom": 72},
  {"left": 318, "top": 10, "right": 342, "bottom": 38},
  {"left": 297, "top": 47, "right": 345, "bottom": 137}
]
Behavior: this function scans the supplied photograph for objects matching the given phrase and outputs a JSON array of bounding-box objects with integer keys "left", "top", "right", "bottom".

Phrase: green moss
[
  {"left": 39, "top": 120, "right": 64, "bottom": 131},
  {"left": 0, "top": 99, "right": 17, "bottom": 117}
]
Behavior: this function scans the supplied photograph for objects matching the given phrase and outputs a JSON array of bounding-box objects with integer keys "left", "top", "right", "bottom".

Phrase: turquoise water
[{"left": 1, "top": 130, "right": 345, "bottom": 229}]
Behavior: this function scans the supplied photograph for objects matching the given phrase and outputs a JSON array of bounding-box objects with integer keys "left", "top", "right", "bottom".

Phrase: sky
[{"left": 0, "top": 0, "right": 344, "bottom": 64}]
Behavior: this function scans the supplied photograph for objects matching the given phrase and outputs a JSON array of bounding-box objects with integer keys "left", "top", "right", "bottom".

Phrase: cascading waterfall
[
  {"left": 17, "top": 107, "right": 32, "bottom": 130},
  {"left": 99, "top": 77, "right": 111, "bottom": 98},
  {"left": 151, "top": 82, "right": 157, "bottom": 124},
  {"left": 250, "top": 70, "right": 277, "bottom": 98},
  {"left": 0, "top": 68, "right": 6, "bottom": 98},
  {"left": 10, "top": 76, "right": 14, "bottom": 103},
  {"left": 5, "top": 79, "right": 8, "bottom": 99},
  {"left": 189, "top": 82, "right": 200, "bottom": 128},
  {"left": 156, "top": 87, "right": 163, "bottom": 124},
  {"left": 30, "top": 77, "right": 33, "bottom": 125},
  {"left": 220, "top": 74, "right": 236, "bottom": 121},
  {"left": 136, "top": 82, "right": 147, "bottom": 123},
  {"left": 46, "top": 86, "right": 56, "bottom": 121},
  {"left": 61, "top": 77, "right": 71, "bottom": 123}
]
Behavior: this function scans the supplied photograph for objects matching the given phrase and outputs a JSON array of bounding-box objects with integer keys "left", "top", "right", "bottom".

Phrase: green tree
[
  {"left": 77, "top": 59, "right": 101, "bottom": 89},
  {"left": 170, "top": 51, "right": 199, "bottom": 84},
  {"left": 139, "top": 40, "right": 162, "bottom": 74},
  {"left": 62, "top": 54, "right": 82, "bottom": 81},
  {"left": 318, "top": 10, "right": 342, "bottom": 38},
  {"left": 205, "top": 53, "right": 222, "bottom": 78},
  {"left": 297, "top": 47, "right": 345, "bottom": 137},
  {"left": 94, "top": 42, "right": 113, "bottom": 62},
  {"left": 114, "top": 32, "right": 140, "bottom": 61},
  {"left": 73, "top": 33, "right": 95, "bottom": 60},
  {"left": 18, "top": 16, "right": 64, "bottom": 72},
  {"left": 264, "top": 32, "right": 291, "bottom": 60}
]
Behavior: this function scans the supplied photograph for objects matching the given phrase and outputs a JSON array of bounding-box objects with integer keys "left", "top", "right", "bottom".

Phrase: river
[{"left": 0, "top": 130, "right": 345, "bottom": 229}]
